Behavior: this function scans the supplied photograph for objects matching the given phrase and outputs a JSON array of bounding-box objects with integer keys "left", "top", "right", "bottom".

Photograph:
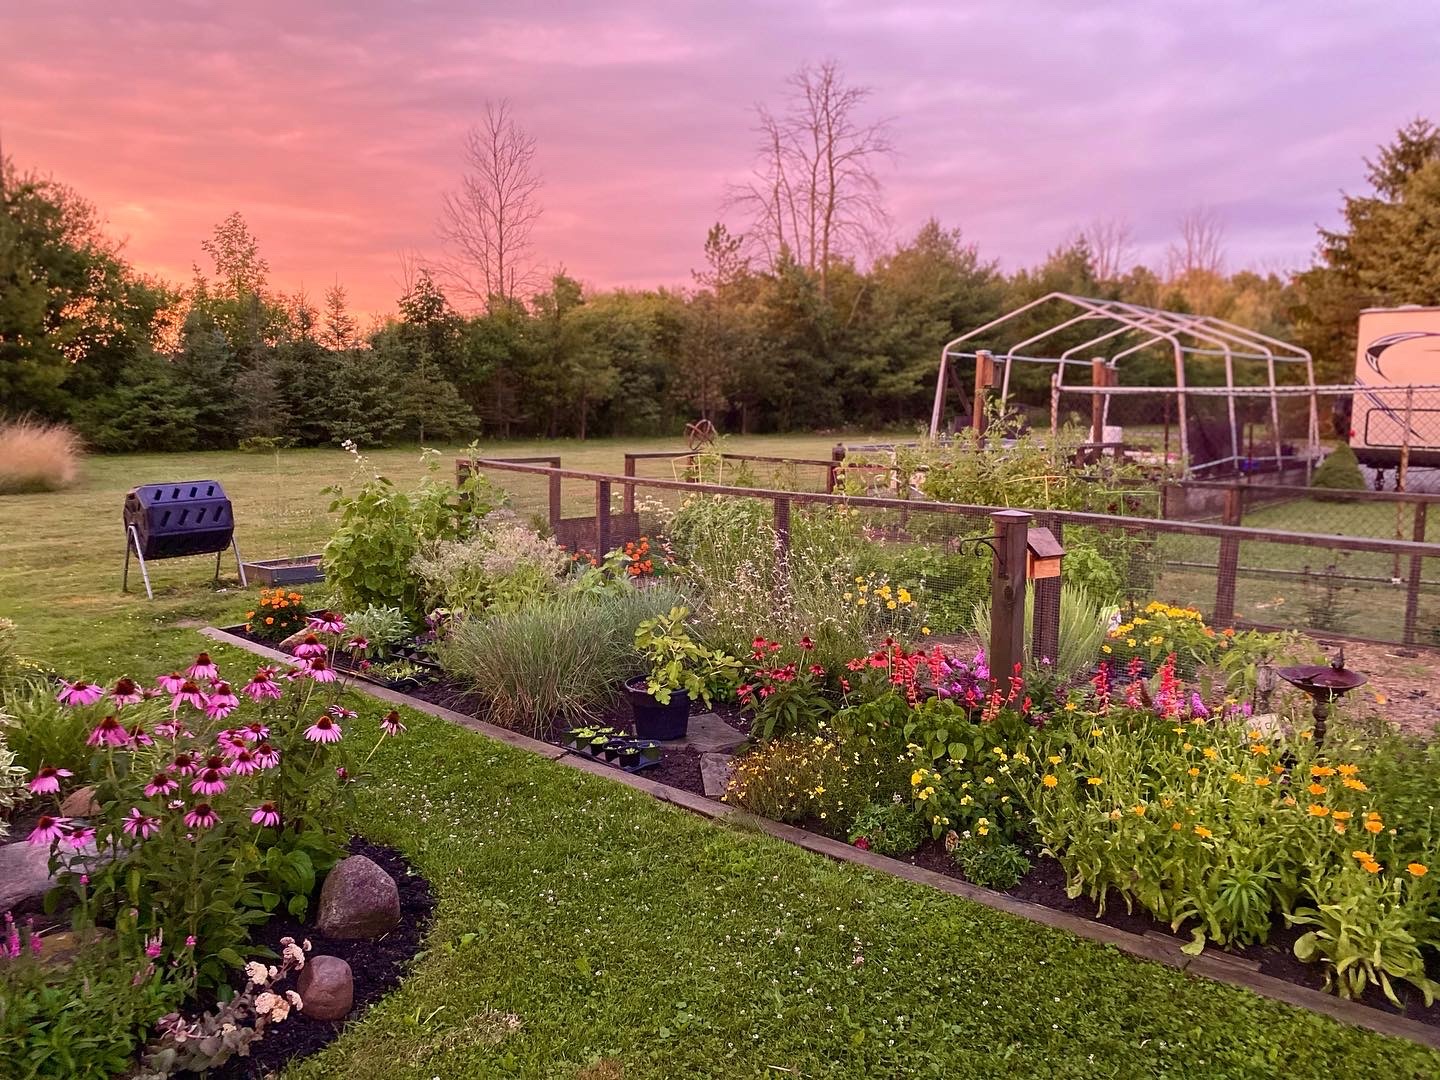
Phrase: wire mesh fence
[{"left": 461, "top": 454, "right": 1440, "bottom": 651}]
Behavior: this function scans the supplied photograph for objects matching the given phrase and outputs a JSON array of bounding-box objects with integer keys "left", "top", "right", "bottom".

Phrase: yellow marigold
[
  {"left": 1343, "top": 778, "right": 1369, "bottom": 792},
  {"left": 1048, "top": 755, "right": 1062, "bottom": 765},
  {"left": 1161, "top": 797, "right": 1174, "bottom": 808},
  {"left": 1307, "top": 783, "right": 1327, "bottom": 796},
  {"left": 1271, "top": 763, "right": 1286, "bottom": 774},
  {"left": 1194, "top": 825, "right": 1213, "bottom": 839},
  {"left": 1087, "top": 776, "right": 1104, "bottom": 786},
  {"left": 1229, "top": 772, "right": 1246, "bottom": 783},
  {"left": 1132, "top": 804, "right": 1146, "bottom": 816},
  {"left": 1409, "top": 863, "right": 1428, "bottom": 877},
  {"left": 1064, "top": 702, "right": 1078, "bottom": 713},
  {"left": 1203, "top": 747, "right": 1218, "bottom": 760},
  {"left": 1101, "top": 645, "right": 1112, "bottom": 654},
  {"left": 1334, "top": 823, "right": 1347, "bottom": 834},
  {"left": 1362, "top": 860, "right": 1382, "bottom": 874},
  {"left": 1254, "top": 777, "right": 1271, "bottom": 787},
  {"left": 1187, "top": 767, "right": 1200, "bottom": 777},
  {"left": 1250, "top": 744, "right": 1269, "bottom": 756},
  {"left": 1182, "top": 742, "right": 1193, "bottom": 751},
  {"left": 1351, "top": 850, "right": 1372, "bottom": 861},
  {"left": 1337, "top": 763, "right": 1359, "bottom": 777},
  {"left": 1308, "top": 804, "right": 1330, "bottom": 817},
  {"left": 1364, "top": 818, "right": 1384, "bottom": 834},
  {"left": 1042, "top": 774, "right": 1058, "bottom": 788},
  {"left": 1171, "top": 822, "right": 1182, "bottom": 831},
  {"left": 1311, "top": 765, "right": 1335, "bottom": 778},
  {"left": 1332, "top": 810, "right": 1352, "bottom": 821}
]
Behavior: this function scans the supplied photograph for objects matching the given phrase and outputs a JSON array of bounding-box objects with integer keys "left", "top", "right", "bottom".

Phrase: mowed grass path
[{"left": 3, "top": 440, "right": 1440, "bottom": 1077}]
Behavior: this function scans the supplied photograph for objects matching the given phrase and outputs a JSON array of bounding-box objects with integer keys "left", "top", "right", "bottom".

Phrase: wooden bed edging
[{"left": 200, "top": 625, "right": 1440, "bottom": 1051}]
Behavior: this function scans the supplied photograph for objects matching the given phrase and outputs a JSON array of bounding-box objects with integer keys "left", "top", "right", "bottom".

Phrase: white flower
[
  {"left": 244, "top": 961, "right": 269, "bottom": 985},
  {"left": 285, "top": 990, "right": 303, "bottom": 1008},
  {"left": 283, "top": 942, "right": 306, "bottom": 967},
  {"left": 254, "top": 992, "right": 281, "bottom": 1017}
]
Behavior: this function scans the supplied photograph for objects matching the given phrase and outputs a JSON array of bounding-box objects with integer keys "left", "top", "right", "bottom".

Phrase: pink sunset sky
[{"left": 3, "top": 1, "right": 1438, "bottom": 316}]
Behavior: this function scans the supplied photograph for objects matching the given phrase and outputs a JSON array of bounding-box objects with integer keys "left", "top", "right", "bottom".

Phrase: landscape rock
[
  {"left": 297, "top": 954, "right": 354, "bottom": 1020},
  {"left": 670, "top": 712, "right": 746, "bottom": 753},
  {"left": 0, "top": 841, "right": 57, "bottom": 914},
  {"left": 315, "top": 854, "right": 401, "bottom": 940},
  {"left": 60, "top": 785, "right": 101, "bottom": 817},
  {"left": 700, "top": 752, "right": 734, "bottom": 798}
]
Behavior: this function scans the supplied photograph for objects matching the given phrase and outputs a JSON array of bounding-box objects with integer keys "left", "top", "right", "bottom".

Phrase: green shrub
[
  {"left": 410, "top": 511, "right": 568, "bottom": 617},
  {"left": 972, "top": 582, "right": 1114, "bottom": 682},
  {"left": 341, "top": 604, "right": 413, "bottom": 653},
  {"left": 2, "top": 673, "right": 93, "bottom": 776},
  {"left": 0, "top": 419, "right": 83, "bottom": 495},
  {"left": 950, "top": 837, "right": 1032, "bottom": 890},
  {"left": 1311, "top": 443, "right": 1368, "bottom": 496},
  {"left": 436, "top": 586, "right": 681, "bottom": 736},
  {"left": 848, "top": 798, "right": 928, "bottom": 856}
]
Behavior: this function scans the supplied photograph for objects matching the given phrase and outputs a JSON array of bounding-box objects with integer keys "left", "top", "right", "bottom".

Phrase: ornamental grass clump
[{"left": 0, "top": 418, "right": 83, "bottom": 494}]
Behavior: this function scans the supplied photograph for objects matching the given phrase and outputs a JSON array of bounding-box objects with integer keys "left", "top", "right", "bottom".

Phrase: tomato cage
[{"left": 928, "top": 292, "right": 1321, "bottom": 479}]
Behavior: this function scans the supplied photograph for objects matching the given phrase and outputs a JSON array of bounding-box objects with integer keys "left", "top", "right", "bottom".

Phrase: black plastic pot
[{"left": 624, "top": 676, "right": 690, "bottom": 740}]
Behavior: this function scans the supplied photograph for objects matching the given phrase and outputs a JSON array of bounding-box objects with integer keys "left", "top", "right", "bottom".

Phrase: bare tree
[
  {"left": 727, "top": 60, "right": 892, "bottom": 297},
  {"left": 1167, "top": 206, "right": 1226, "bottom": 278},
  {"left": 1083, "top": 217, "right": 1134, "bottom": 282},
  {"left": 437, "top": 100, "right": 543, "bottom": 310}
]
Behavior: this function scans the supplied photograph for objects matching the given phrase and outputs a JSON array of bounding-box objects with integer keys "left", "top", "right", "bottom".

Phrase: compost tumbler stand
[{"left": 122, "top": 525, "right": 248, "bottom": 600}]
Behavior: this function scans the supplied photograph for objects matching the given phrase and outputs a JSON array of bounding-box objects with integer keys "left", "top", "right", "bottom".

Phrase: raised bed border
[{"left": 200, "top": 624, "right": 1440, "bottom": 1050}]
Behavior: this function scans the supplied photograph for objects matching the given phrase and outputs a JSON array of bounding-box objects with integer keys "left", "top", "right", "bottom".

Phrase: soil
[
  {"left": 1307, "top": 637, "right": 1440, "bottom": 740},
  {"left": 210, "top": 837, "right": 436, "bottom": 1080}
]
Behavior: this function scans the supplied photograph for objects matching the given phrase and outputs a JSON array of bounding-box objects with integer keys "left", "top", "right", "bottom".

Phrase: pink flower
[
  {"left": 191, "top": 770, "right": 227, "bottom": 797},
  {"left": 236, "top": 720, "right": 269, "bottom": 742},
  {"left": 294, "top": 634, "right": 326, "bottom": 658},
  {"left": 144, "top": 930, "right": 164, "bottom": 958},
  {"left": 109, "top": 676, "right": 144, "bottom": 707},
  {"left": 184, "top": 804, "right": 219, "bottom": 830},
  {"left": 185, "top": 935, "right": 196, "bottom": 948},
  {"left": 29, "top": 766, "right": 72, "bottom": 795},
  {"left": 169, "top": 752, "right": 200, "bottom": 777},
  {"left": 27, "top": 816, "right": 71, "bottom": 845},
  {"left": 86, "top": 715, "right": 129, "bottom": 748},
  {"left": 303, "top": 656, "right": 337, "bottom": 683},
  {"left": 170, "top": 680, "right": 207, "bottom": 711},
  {"left": 852, "top": 836, "right": 871, "bottom": 851},
  {"left": 126, "top": 723, "right": 153, "bottom": 748},
  {"left": 380, "top": 710, "right": 406, "bottom": 737},
  {"left": 335, "top": 766, "right": 350, "bottom": 782},
  {"left": 205, "top": 681, "right": 240, "bottom": 719},
  {"left": 306, "top": 612, "right": 346, "bottom": 635},
  {"left": 63, "top": 824, "right": 96, "bottom": 849},
  {"left": 346, "top": 635, "right": 369, "bottom": 652},
  {"left": 123, "top": 808, "right": 160, "bottom": 839},
  {"left": 216, "top": 729, "right": 248, "bottom": 756},
  {"left": 155, "top": 672, "right": 186, "bottom": 694},
  {"left": 228, "top": 748, "right": 259, "bottom": 776},
  {"left": 328, "top": 705, "right": 357, "bottom": 720},
  {"left": 187, "top": 652, "right": 219, "bottom": 680},
  {"left": 305, "top": 715, "right": 342, "bottom": 743},
  {"left": 250, "top": 803, "right": 281, "bottom": 828},
  {"left": 144, "top": 773, "right": 179, "bottom": 798},
  {"left": 253, "top": 743, "right": 281, "bottom": 769},
  {"left": 241, "top": 667, "right": 283, "bottom": 702},
  {"left": 57, "top": 680, "right": 104, "bottom": 707},
  {"left": 152, "top": 720, "right": 184, "bottom": 739}
]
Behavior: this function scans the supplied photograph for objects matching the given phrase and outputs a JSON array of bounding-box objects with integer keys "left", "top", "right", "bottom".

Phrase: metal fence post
[
  {"left": 1405, "top": 502, "right": 1428, "bottom": 645},
  {"left": 1212, "top": 486, "right": 1242, "bottom": 626},
  {"left": 1032, "top": 516, "right": 1062, "bottom": 668},
  {"left": 595, "top": 480, "right": 611, "bottom": 555},
  {"left": 990, "top": 509, "right": 1031, "bottom": 685}
]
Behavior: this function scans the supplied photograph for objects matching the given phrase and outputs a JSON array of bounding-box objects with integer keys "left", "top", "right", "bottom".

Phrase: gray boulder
[
  {"left": 315, "top": 854, "right": 400, "bottom": 940},
  {"left": 297, "top": 954, "right": 354, "bottom": 1020}
]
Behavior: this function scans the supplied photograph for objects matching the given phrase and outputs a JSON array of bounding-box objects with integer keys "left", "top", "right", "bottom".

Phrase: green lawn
[{"left": 4, "top": 441, "right": 1440, "bottom": 1078}]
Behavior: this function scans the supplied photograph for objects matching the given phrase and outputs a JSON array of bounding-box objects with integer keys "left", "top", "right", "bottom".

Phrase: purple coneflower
[
  {"left": 237, "top": 720, "right": 269, "bottom": 742},
  {"left": 29, "top": 766, "right": 72, "bottom": 795},
  {"left": 380, "top": 710, "right": 406, "bottom": 737},
  {"left": 228, "top": 748, "right": 259, "bottom": 775},
  {"left": 216, "top": 729, "right": 247, "bottom": 756},
  {"left": 191, "top": 756, "right": 230, "bottom": 796},
  {"left": 303, "top": 656, "right": 337, "bottom": 683},
  {"left": 335, "top": 766, "right": 350, "bottom": 782},
  {"left": 144, "top": 773, "right": 179, "bottom": 798},
  {"left": 170, "top": 680, "right": 207, "bottom": 711},
  {"left": 187, "top": 652, "right": 219, "bottom": 680},
  {"left": 155, "top": 672, "right": 186, "bottom": 694},
  {"left": 250, "top": 803, "right": 281, "bottom": 827},
  {"left": 152, "top": 720, "right": 183, "bottom": 739},
  {"left": 328, "top": 704, "right": 357, "bottom": 720},
  {"left": 87, "top": 715, "right": 129, "bottom": 748},
  {"left": 306, "top": 612, "right": 346, "bottom": 635},
  {"left": 253, "top": 743, "right": 281, "bottom": 769},
  {"left": 122, "top": 807, "right": 160, "bottom": 839},
  {"left": 293, "top": 634, "right": 327, "bottom": 658},
  {"left": 109, "top": 676, "right": 144, "bottom": 707},
  {"left": 62, "top": 824, "right": 95, "bottom": 850},
  {"left": 240, "top": 667, "right": 282, "bottom": 701},
  {"left": 205, "top": 681, "right": 239, "bottom": 720},
  {"left": 126, "top": 723, "right": 153, "bottom": 748},
  {"left": 184, "top": 804, "right": 219, "bottom": 830},
  {"left": 345, "top": 635, "right": 369, "bottom": 653},
  {"left": 170, "top": 752, "right": 200, "bottom": 777},
  {"left": 57, "top": 680, "right": 104, "bottom": 707},
  {"left": 304, "top": 715, "right": 342, "bottom": 743},
  {"left": 27, "top": 816, "right": 71, "bottom": 845}
]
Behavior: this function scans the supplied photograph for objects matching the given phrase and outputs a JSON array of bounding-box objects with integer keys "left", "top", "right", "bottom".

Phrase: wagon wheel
[{"left": 685, "top": 419, "right": 717, "bottom": 451}]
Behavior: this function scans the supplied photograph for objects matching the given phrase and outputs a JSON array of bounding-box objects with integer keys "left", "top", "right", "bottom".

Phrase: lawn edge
[{"left": 201, "top": 625, "right": 1440, "bottom": 1051}]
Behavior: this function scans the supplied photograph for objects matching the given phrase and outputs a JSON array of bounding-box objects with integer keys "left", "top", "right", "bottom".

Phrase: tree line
[{"left": 3, "top": 66, "right": 1439, "bottom": 450}]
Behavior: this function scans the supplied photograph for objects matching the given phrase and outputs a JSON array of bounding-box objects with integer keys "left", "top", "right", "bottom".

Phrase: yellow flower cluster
[{"left": 844, "top": 573, "right": 918, "bottom": 612}]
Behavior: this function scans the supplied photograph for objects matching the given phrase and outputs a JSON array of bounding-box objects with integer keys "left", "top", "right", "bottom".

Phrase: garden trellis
[{"left": 929, "top": 292, "right": 1321, "bottom": 478}]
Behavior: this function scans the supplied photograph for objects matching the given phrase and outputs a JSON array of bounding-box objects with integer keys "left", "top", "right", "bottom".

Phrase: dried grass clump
[{"left": 0, "top": 418, "right": 83, "bottom": 494}]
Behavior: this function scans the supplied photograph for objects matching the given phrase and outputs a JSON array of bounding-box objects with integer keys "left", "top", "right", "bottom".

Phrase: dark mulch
[{"left": 210, "top": 837, "right": 436, "bottom": 1079}]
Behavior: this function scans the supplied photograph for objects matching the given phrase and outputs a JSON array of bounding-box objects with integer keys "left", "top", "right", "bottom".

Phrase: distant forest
[{"left": 3, "top": 65, "right": 1439, "bottom": 450}]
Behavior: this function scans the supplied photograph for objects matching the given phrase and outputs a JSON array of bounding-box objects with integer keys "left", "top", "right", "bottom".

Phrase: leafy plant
[
  {"left": 849, "top": 798, "right": 928, "bottom": 856},
  {"left": 739, "top": 636, "right": 836, "bottom": 741},
  {"left": 949, "top": 836, "right": 1032, "bottom": 890},
  {"left": 972, "top": 582, "right": 1115, "bottom": 681},
  {"left": 633, "top": 606, "right": 741, "bottom": 707},
  {"left": 2, "top": 672, "right": 95, "bottom": 775},
  {"left": 243, "top": 587, "right": 310, "bottom": 642},
  {"left": 411, "top": 511, "right": 569, "bottom": 617},
  {"left": 342, "top": 604, "right": 412, "bottom": 653}
]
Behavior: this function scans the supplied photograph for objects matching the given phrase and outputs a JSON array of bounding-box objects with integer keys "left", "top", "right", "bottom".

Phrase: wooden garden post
[
  {"left": 1212, "top": 487, "right": 1243, "bottom": 627},
  {"left": 1090, "top": 358, "right": 1109, "bottom": 450},
  {"left": 622, "top": 454, "right": 637, "bottom": 515},
  {"left": 989, "top": 509, "right": 1031, "bottom": 686},
  {"left": 974, "top": 350, "right": 996, "bottom": 437}
]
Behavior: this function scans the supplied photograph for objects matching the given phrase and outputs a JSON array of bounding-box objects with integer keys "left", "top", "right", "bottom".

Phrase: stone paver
[
  {"left": 670, "top": 712, "right": 745, "bottom": 753},
  {"left": 700, "top": 752, "right": 734, "bottom": 798}
]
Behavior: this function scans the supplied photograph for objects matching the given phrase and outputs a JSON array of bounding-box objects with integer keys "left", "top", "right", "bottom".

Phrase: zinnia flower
[
  {"left": 109, "top": 676, "right": 144, "bottom": 706},
  {"left": 27, "top": 816, "right": 71, "bottom": 845},
  {"left": 250, "top": 803, "right": 281, "bottom": 828},
  {"left": 122, "top": 807, "right": 160, "bottom": 839},
  {"left": 253, "top": 743, "right": 281, "bottom": 769},
  {"left": 144, "top": 773, "right": 179, "bottom": 798},
  {"left": 29, "top": 766, "right": 72, "bottom": 795},
  {"left": 187, "top": 652, "right": 219, "bottom": 680},
  {"left": 305, "top": 715, "right": 342, "bottom": 743},
  {"left": 57, "top": 680, "right": 104, "bottom": 707},
  {"left": 86, "top": 715, "right": 129, "bottom": 747},
  {"left": 303, "top": 656, "right": 337, "bottom": 682},
  {"left": 184, "top": 804, "right": 219, "bottom": 830},
  {"left": 1409, "top": 863, "right": 1428, "bottom": 877},
  {"left": 306, "top": 612, "right": 346, "bottom": 635},
  {"left": 241, "top": 668, "right": 283, "bottom": 702},
  {"left": 380, "top": 710, "right": 406, "bottom": 737},
  {"left": 294, "top": 634, "right": 327, "bottom": 658},
  {"left": 205, "top": 682, "right": 240, "bottom": 720}
]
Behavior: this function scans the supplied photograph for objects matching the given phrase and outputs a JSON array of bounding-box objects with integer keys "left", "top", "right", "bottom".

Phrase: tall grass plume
[{"left": 0, "top": 419, "right": 83, "bottom": 494}]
